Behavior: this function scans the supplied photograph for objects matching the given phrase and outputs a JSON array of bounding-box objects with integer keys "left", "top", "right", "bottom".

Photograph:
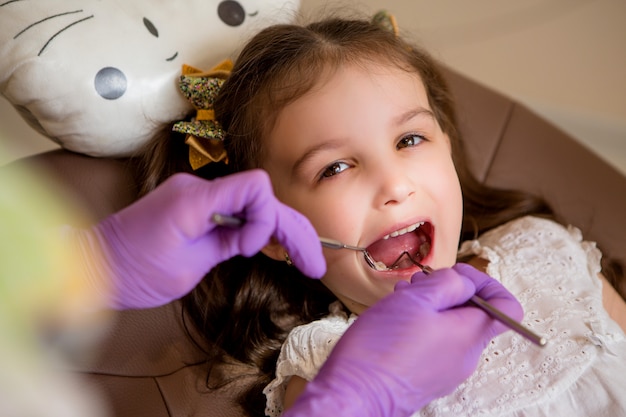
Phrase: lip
[
  {"left": 364, "top": 217, "right": 435, "bottom": 274},
  {"left": 377, "top": 263, "right": 424, "bottom": 278}
]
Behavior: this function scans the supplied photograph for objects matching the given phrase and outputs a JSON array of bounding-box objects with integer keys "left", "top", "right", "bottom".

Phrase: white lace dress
[{"left": 263, "top": 216, "right": 626, "bottom": 416}]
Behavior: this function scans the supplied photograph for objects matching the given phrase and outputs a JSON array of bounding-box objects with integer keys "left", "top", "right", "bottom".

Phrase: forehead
[{"left": 276, "top": 62, "right": 430, "bottom": 126}]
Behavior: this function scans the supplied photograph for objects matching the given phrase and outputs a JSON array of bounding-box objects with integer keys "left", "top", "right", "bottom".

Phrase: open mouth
[{"left": 365, "top": 221, "right": 433, "bottom": 271}]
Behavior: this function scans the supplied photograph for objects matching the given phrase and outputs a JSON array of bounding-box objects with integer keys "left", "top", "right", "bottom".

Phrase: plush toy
[{"left": 0, "top": 0, "right": 300, "bottom": 157}]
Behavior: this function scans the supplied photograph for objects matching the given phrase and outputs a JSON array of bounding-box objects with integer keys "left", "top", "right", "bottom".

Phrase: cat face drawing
[{"left": 0, "top": 0, "right": 300, "bottom": 157}]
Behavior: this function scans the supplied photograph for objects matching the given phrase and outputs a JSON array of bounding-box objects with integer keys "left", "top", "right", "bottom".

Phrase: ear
[{"left": 260, "top": 237, "right": 288, "bottom": 263}]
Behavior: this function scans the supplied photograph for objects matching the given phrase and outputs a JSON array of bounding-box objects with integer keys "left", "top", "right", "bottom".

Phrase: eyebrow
[
  {"left": 394, "top": 107, "right": 435, "bottom": 125},
  {"left": 292, "top": 139, "right": 346, "bottom": 177}
]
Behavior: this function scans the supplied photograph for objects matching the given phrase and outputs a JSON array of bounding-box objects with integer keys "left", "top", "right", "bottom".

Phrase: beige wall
[{"left": 2, "top": 0, "right": 625, "bottom": 175}]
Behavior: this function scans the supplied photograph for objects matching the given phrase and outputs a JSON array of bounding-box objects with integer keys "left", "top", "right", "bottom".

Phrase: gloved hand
[
  {"left": 70, "top": 170, "right": 326, "bottom": 310},
  {"left": 285, "top": 264, "right": 523, "bottom": 417}
]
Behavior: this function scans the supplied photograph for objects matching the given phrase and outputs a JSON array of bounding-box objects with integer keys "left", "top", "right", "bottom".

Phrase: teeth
[
  {"left": 373, "top": 261, "right": 390, "bottom": 272},
  {"left": 383, "top": 221, "right": 424, "bottom": 240}
]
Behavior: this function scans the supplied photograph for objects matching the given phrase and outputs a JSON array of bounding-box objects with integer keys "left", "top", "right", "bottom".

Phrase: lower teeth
[{"left": 374, "top": 261, "right": 388, "bottom": 272}]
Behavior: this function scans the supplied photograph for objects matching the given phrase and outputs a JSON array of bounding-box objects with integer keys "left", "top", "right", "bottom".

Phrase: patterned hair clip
[
  {"left": 372, "top": 10, "right": 399, "bottom": 37},
  {"left": 172, "top": 59, "right": 233, "bottom": 170}
]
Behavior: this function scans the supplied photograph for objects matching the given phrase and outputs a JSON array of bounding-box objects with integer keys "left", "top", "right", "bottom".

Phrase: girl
[{"left": 139, "top": 13, "right": 626, "bottom": 417}]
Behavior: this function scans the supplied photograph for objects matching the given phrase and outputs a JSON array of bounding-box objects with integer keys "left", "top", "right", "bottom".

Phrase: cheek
[
  {"left": 446, "top": 176, "right": 464, "bottom": 250},
  {"left": 428, "top": 156, "right": 462, "bottom": 210},
  {"left": 431, "top": 156, "right": 464, "bottom": 264},
  {"left": 317, "top": 189, "right": 373, "bottom": 244},
  {"left": 276, "top": 185, "right": 364, "bottom": 238},
  {"left": 321, "top": 263, "right": 392, "bottom": 311},
  {"left": 447, "top": 169, "right": 464, "bottom": 225}
]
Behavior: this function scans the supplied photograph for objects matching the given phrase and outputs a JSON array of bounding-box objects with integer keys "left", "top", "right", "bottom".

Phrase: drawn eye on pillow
[{"left": 0, "top": 0, "right": 300, "bottom": 157}]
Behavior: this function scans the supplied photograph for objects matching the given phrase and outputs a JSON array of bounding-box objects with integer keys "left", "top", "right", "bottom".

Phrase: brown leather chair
[{"left": 4, "top": 67, "right": 626, "bottom": 417}]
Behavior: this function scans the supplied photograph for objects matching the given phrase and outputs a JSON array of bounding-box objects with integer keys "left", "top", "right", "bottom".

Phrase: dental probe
[{"left": 417, "top": 264, "right": 547, "bottom": 347}]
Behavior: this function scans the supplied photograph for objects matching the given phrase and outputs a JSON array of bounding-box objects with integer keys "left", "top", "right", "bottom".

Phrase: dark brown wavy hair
[{"left": 137, "top": 16, "right": 623, "bottom": 417}]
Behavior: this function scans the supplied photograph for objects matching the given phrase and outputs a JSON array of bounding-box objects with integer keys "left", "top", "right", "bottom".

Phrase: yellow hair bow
[{"left": 172, "top": 59, "right": 233, "bottom": 170}]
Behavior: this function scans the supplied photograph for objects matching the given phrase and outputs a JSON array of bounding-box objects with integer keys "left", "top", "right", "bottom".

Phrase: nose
[{"left": 372, "top": 161, "right": 416, "bottom": 208}]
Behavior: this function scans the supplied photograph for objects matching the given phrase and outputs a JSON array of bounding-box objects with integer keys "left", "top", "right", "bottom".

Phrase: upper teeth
[{"left": 383, "top": 221, "right": 424, "bottom": 239}]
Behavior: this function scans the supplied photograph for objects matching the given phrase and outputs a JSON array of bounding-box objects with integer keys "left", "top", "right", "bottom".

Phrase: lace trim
[
  {"left": 422, "top": 216, "right": 625, "bottom": 416},
  {"left": 264, "top": 302, "right": 355, "bottom": 417}
]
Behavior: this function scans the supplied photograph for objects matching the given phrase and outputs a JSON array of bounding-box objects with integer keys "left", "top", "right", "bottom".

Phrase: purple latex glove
[
  {"left": 285, "top": 264, "right": 523, "bottom": 417},
  {"left": 72, "top": 170, "right": 325, "bottom": 309}
]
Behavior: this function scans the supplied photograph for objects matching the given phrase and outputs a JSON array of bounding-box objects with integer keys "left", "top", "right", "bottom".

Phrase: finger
[
  {"left": 452, "top": 263, "right": 492, "bottom": 292},
  {"left": 273, "top": 203, "right": 326, "bottom": 278},
  {"left": 453, "top": 263, "right": 524, "bottom": 322},
  {"left": 154, "top": 172, "right": 268, "bottom": 241},
  {"left": 186, "top": 169, "right": 325, "bottom": 276},
  {"left": 205, "top": 170, "right": 276, "bottom": 255},
  {"left": 409, "top": 270, "right": 429, "bottom": 284},
  {"left": 209, "top": 170, "right": 322, "bottom": 274},
  {"left": 211, "top": 170, "right": 274, "bottom": 217},
  {"left": 396, "top": 269, "right": 476, "bottom": 311}
]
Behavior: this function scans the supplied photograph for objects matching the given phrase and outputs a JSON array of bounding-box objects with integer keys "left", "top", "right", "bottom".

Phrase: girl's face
[{"left": 262, "top": 63, "right": 463, "bottom": 314}]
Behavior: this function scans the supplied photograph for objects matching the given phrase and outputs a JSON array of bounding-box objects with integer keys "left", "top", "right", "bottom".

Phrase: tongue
[{"left": 366, "top": 232, "right": 422, "bottom": 268}]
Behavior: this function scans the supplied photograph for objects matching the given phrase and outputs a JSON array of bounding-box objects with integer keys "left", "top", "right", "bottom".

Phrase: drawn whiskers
[{"left": 9, "top": 7, "right": 94, "bottom": 56}]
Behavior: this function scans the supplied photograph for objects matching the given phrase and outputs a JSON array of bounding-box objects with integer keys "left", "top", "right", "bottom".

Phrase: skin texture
[
  {"left": 601, "top": 274, "right": 626, "bottom": 330},
  {"left": 262, "top": 63, "right": 463, "bottom": 314}
]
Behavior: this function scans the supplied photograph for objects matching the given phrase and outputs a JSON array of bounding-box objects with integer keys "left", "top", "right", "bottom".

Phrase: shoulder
[
  {"left": 483, "top": 215, "right": 584, "bottom": 245},
  {"left": 460, "top": 216, "right": 601, "bottom": 273},
  {"left": 284, "top": 309, "right": 354, "bottom": 357},
  {"left": 263, "top": 306, "right": 354, "bottom": 408},
  {"left": 278, "top": 304, "right": 354, "bottom": 370}
]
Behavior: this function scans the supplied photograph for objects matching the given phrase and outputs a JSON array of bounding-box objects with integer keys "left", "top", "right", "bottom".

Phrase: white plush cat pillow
[{"left": 0, "top": 0, "right": 300, "bottom": 157}]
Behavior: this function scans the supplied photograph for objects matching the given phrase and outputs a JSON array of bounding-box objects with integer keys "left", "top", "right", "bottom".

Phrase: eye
[
  {"left": 143, "top": 17, "right": 159, "bottom": 37},
  {"left": 218, "top": 1, "right": 246, "bottom": 27},
  {"left": 320, "top": 161, "right": 350, "bottom": 180},
  {"left": 397, "top": 134, "right": 425, "bottom": 149}
]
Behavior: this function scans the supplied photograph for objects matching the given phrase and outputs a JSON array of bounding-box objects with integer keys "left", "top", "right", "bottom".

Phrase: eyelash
[
  {"left": 397, "top": 133, "right": 426, "bottom": 149},
  {"left": 319, "top": 161, "right": 351, "bottom": 180},
  {"left": 317, "top": 133, "right": 427, "bottom": 181}
]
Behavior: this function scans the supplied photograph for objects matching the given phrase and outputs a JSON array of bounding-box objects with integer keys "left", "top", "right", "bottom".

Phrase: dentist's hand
[
  {"left": 69, "top": 170, "right": 325, "bottom": 309},
  {"left": 286, "top": 264, "right": 523, "bottom": 417}
]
